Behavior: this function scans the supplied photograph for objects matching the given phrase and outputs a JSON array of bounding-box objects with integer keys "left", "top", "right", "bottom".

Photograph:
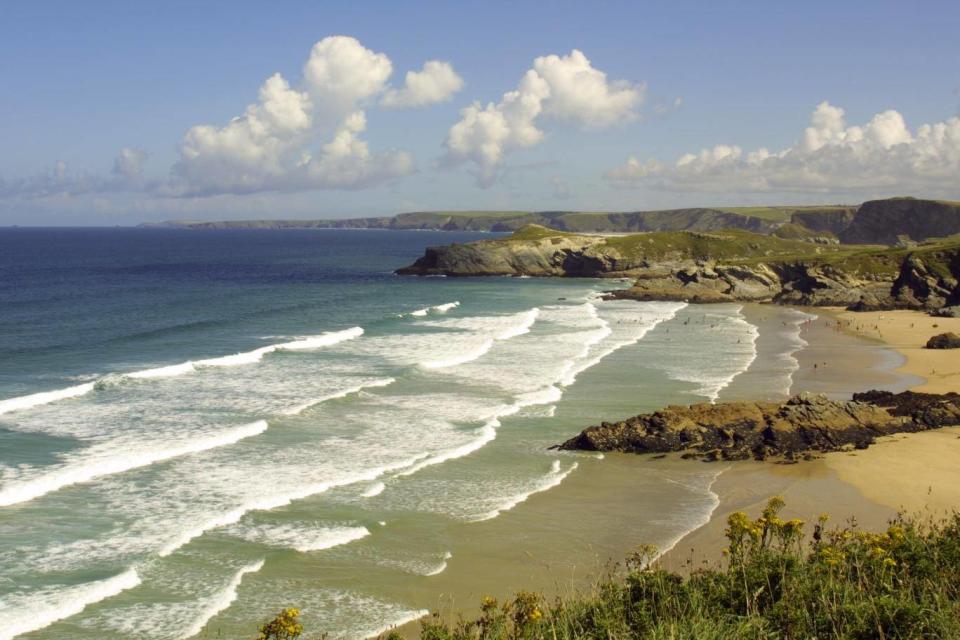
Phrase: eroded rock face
[
  {"left": 397, "top": 227, "right": 960, "bottom": 312},
  {"left": 840, "top": 198, "right": 960, "bottom": 245},
  {"left": 926, "top": 333, "right": 960, "bottom": 349},
  {"left": 555, "top": 391, "right": 960, "bottom": 462},
  {"left": 607, "top": 261, "right": 899, "bottom": 308},
  {"left": 394, "top": 235, "right": 617, "bottom": 277}
]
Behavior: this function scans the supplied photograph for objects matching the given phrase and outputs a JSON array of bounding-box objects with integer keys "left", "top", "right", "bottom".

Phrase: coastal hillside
[
  {"left": 397, "top": 225, "right": 960, "bottom": 311},
  {"left": 143, "top": 198, "right": 960, "bottom": 244},
  {"left": 839, "top": 197, "right": 960, "bottom": 244},
  {"left": 144, "top": 208, "right": 783, "bottom": 233}
]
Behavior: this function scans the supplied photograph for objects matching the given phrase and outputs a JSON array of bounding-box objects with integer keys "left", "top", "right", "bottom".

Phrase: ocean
[{"left": 0, "top": 228, "right": 818, "bottom": 639}]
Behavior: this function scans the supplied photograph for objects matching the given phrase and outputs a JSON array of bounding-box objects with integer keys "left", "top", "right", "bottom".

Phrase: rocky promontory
[
  {"left": 397, "top": 224, "right": 960, "bottom": 311},
  {"left": 555, "top": 391, "right": 960, "bottom": 462}
]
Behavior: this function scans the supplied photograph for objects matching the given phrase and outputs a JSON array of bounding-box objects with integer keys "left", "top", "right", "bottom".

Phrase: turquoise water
[{"left": 0, "top": 229, "right": 815, "bottom": 639}]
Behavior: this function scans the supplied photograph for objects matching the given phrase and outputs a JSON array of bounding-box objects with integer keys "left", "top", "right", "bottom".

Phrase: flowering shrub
[{"left": 256, "top": 499, "right": 960, "bottom": 639}]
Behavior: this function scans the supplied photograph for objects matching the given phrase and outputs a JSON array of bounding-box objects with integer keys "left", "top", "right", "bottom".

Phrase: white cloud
[
  {"left": 169, "top": 36, "right": 460, "bottom": 196},
  {"left": 444, "top": 49, "right": 644, "bottom": 186},
  {"left": 381, "top": 60, "right": 464, "bottom": 108},
  {"left": 302, "top": 36, "right": 393, "bottom": 123},
  {"left": 605, "top": 101, "right": 960, "bottom": 195},
  {"left": 112, "top": 148, "right": 149, "bottom": 182},
  {"left": 0, "top": 149, "right": 149, "bottom": 199},
  {"left": 551, "top": 176, "right": 571, "bottom": 199},
  {"left": 532, "top": 50, "right": 643, "bottom": 128}
]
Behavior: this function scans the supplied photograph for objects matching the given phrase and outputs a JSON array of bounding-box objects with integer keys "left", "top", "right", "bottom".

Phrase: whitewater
[{"left": 0, "top": 228, "right": 812, "bottom": 640}]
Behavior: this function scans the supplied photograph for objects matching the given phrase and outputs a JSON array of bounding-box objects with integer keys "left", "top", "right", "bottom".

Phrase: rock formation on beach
[
  {"left": 555, "top": 390, "right": 960, "bottom": 462},
  {"left": 926, "top": 332, "right": 960, "bottom": 349}
]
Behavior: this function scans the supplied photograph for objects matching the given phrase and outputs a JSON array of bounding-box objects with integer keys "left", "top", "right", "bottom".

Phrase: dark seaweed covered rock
[
  {"left": 925, "top": 332, "right": 960, "bottom": 349},
  {"left": 556, "top": 391, "right": 960, "bottom": 462}
]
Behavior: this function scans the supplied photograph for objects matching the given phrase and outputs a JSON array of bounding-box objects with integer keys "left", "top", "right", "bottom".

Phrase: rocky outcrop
[
  {"left": 926, "top": 333, "right": 960, "bottom": 349},
  {"left": 840, "top": 198, "right": 960, "bottom": 245},
  {"left": 608, "top": 261, "right": 898, "bottom": 307},
  {"left": 395, "top": 234, "right": 620, "bottom": 277},
  {"left": 399, "top": 224, "right": 960, "bottom": 311},
  {"left": 555, "top": 391, "right": 960, "bottom": 462},
  {"left": 790, "top": 208, "right": 857, "bottom": 236}
]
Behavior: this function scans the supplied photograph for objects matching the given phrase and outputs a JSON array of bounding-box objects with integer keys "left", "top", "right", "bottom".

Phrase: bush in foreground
[{"left": 256, "top": 498, "right": 960, "bottom": 639}]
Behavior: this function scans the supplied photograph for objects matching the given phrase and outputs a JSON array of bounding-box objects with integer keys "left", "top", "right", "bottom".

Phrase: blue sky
[{"left": 1, "top": 0, "right": 958, "bottom": 225}]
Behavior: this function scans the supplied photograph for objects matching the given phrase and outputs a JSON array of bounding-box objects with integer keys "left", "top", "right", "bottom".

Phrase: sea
[{"left": 0, "top": 228, "right": 825, "bottom": 639}]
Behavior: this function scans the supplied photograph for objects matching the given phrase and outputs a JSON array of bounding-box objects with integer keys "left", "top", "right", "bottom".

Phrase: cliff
[
  {"left": 840, "top": 198, "right": 960, "bottom": 245},
  {"left": 144, "top": 208, "right": 782, "bottom": 234},
  {"left": 143, "top": 198, "right": 960, "bottom": 243},
  {"left": 555, "top": 390, "right": 960, "bottom": 462},
  {"left": 397, "top": 225, "right": 960, "bottom": 311}
]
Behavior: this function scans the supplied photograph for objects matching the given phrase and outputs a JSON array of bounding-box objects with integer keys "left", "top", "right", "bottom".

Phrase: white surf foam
[
  {"left": 657, "top": 305, "right": 760, "bottom": 403},
  {"left": 281, "top": 378, "right": 396, "bottom": 416},
  {"left": 0, "top": 568, "right": 141, "bottom": 640},
  {"left": 653, "top": 468, "right": 726, "bottom": 562},
  {"left": 410, "top": 301, "right": 460, "bottom": 316},
  {"left": 178, "top": 560, "right": 264, "bottom": 640},
  {"left": 560, "top": 302, "right": 686, "bottom": 387},
  {"left": 782, "top": 309, "right": 818, "bottom": 396},
  {"left": 496, "top": 307, "right": 540, "bottom": 340},
  {"left": 158, "top": 454, "right": 428, "bottom": 557},
  {"left": 196, "top": 326, "right": 364, "bottom": 367},
  {"left": 0, "top": 327, "right": 365, "bottom": 416},
  {"left": 471, "top": 460, "right": 579, "bottom": 522},
  {"left": 0, "top": 420, "right": 269, "bottom": 507},
  {"left": 0, "top": 382, "right": 95, "bottom": 416},
  {"left": 360, "top": 609, "right": 430, "bottom": 640},
  {"left": 231, "top": 523, "right": 370, "bottom": 553},
  {"left": 420, "top": 339, "right": 495, "bottom": 369},
  {"left": 361, "top": 482, "right": 385, "bottom": 498},
  {"left": 419, "top": 308, "right": 540, "bottom": 369},
  {"left": 395, "top": 422, "right": 499, "bottom": 477},
  {"left": 423, "top": 551, "right": 452, "bottom": 576}
]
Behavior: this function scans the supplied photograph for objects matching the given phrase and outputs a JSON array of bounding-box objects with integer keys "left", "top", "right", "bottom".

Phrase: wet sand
[
  {"left": 386, "top": 305, "right": 928, "bottom": 638},
  {"left": 662, "top": 306, "right": 960, "bottom": 571},
  {"left": 832, "top": 308, "right": 960, "bottom": 394}
]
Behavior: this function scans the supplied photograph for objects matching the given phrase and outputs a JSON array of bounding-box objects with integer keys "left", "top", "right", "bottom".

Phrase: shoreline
[
  {"left": 386, "top": 303, "right": 947, "bottom": 638},
  {"left": 661, "top": 306, "right": 960, "bottom": 571}
]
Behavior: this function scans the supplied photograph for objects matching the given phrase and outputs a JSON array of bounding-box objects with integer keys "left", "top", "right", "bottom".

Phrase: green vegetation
[
  {"left": 772, "top": 222, "right": 837, "bottom": 242},
  {"left": 718, "top": 205, "right": 854, "bottom": 223},
  {"left": 597, "top": 228, "right": 849, "bottom": 262},
  {"left": 258, "top": 498, "right": 960, "bottom": 640}
]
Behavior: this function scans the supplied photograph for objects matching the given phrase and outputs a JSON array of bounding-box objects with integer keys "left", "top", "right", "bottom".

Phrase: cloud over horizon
[
  {"left": 443, "top": 49, "right": 644, "bottom": 187},
  {"left": 605, "top": 102, "right": 960, "bottom": 196},
  {"left": 169, "top": 36, "right": 464, "bottom": 196}
]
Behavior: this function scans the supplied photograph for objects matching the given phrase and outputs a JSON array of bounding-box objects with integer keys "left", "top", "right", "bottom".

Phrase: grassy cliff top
[{"left": 498, "top": 225, "right": 960, "bottom": 277}]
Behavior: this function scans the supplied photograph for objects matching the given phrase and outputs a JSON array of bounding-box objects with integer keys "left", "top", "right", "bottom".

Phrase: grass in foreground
[{"left": 256, "top": 498, "right": 960, "bottom": 639}]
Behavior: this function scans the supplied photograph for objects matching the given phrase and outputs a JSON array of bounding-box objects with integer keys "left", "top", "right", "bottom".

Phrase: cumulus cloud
[
  {"left": 112, "top": 148, "right": 149, "bottom": 182},
  {"left": 444, "top": 49, "right": 644, "bottom": 186},
  {"left": 170, "top": 36, "right": 463, "bottom": 196},
  {"left": 381, "top": 60, "right": 464, "bottom": 108},
  {"left": 605, "top": 101, "right": 960, "bottom": 195},
  {"left": 0, "top": 148, "right": 149, "bottom": 199}
]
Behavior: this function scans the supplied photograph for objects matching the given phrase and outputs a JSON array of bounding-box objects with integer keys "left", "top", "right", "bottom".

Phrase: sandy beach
[{"left": 662, "top": 306, "right": 960, "bottom": 571}]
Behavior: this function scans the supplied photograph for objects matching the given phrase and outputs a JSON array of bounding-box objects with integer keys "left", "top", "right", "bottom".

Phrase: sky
[{"left": 1, "top": 0, "right": 958, "bottom": 225}]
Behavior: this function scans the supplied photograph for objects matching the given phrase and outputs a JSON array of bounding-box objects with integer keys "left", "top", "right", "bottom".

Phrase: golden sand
[
  {"left": 832, "top": 308, "right": 960, "bottom": 394},
  {"left": 663, "top": 307, "right": 960, "bottom": 570}
]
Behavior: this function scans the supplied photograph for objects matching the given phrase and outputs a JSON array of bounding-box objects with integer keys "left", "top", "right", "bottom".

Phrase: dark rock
[
  {"left": 840, "top": 198, "right": 960, "bottom": 245},
  {"left": 926, "top": 332, "right": 960, "bottom": 349},
  {"left": 557, "top": 391, "right": 960, "bottom": 462},
  {"left": 931, "top": 306, "right": 960, "bottom": 318}
]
